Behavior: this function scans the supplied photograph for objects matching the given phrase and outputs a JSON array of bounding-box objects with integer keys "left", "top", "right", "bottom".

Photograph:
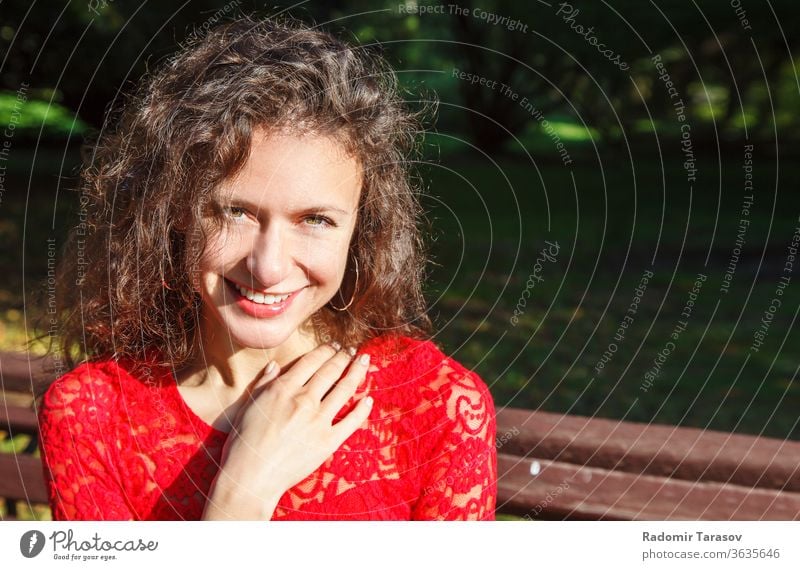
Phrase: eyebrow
[{"left": 227, "top": 198, "right": 350, "bottom": 216}]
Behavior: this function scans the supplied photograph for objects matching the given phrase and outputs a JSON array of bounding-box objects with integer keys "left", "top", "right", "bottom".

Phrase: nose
[{"left": 245, "top": 221, "right": 293, "bottom": 289}]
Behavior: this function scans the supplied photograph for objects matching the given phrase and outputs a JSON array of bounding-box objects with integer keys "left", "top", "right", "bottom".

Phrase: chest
[{"left": 120, "top": 405, "right": 422, "bottom": 520}]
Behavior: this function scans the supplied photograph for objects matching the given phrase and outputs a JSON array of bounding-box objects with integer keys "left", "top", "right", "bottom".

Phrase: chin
[
  {"left": 227, "top": 318, "right": 296, "bottom": 349},
  {"left": 234, "top": 336, "right": 286, "bottom": 350}
]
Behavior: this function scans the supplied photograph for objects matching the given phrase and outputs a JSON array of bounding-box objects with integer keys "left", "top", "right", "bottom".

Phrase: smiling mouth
[{"left": 226, "top": 279, "right": 303, "bottom": 305}]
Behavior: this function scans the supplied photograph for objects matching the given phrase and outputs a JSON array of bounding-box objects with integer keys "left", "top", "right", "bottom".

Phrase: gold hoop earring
[{"left": 328, "top": 255, "right": 359, "bottom": 312}]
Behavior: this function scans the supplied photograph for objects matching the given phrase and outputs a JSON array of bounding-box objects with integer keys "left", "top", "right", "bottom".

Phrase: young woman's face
[{"left": 196, "top": 129, "right": 362, "bottom": 350}]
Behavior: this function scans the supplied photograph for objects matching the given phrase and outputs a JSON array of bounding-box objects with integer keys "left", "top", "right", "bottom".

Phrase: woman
[{"left": 38, "top": 15, "right": 496, "bottom": 520}]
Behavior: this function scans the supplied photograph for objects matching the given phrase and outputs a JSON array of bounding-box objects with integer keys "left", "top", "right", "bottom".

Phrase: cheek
[
  {"left": 200, "top": 228, "right": 249, "bottom": 271},
  {"left": 301, "top": 242, "right": 348, "bottom": 282},
  {"left": 304, "top": 248, "right": 347, "bottom": 280}
]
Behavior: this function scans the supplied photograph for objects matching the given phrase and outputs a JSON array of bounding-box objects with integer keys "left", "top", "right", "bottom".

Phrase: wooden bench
[
  {"left": 0, "top": 406, "right": 46, "bottom": 519},
  {"left": 1, "top": 351, "right": 53, "bottom": 519},
  {"left": 495, "top": 408, "right": 800, "bottom": 520},
  {"left": 2, "top": 350, "right": 799, "bottom": 520}
]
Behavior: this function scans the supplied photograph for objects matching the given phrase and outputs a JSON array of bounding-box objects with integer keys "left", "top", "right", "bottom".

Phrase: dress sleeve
[
  {"left": 38, "top": 366, "right": 137, "bottom": 520},
  {"left": 411, "top": 359, "right": 497, "bottom": 520}
]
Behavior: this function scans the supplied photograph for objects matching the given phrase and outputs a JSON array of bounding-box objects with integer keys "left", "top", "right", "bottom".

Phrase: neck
[{"left": 177, "top": 317, "right": 323, "bottom": 391}]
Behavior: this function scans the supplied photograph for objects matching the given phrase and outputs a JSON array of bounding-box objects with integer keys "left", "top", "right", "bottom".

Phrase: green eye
[
  {"left": 305, "top": 215, "right": 334, "bottom": 227},
  {"left": 228, "top": 207, "right": 246, "bottom": 219}
]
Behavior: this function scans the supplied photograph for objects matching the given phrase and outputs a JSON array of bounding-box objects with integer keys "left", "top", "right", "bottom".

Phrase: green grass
[{"left": 419, "top": 152, "right": 800, "bottom": 441}]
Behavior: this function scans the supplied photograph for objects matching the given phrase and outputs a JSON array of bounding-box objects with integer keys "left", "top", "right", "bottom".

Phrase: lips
[{"left": 225, "top": 279, "right": 303, "bottom": 318}]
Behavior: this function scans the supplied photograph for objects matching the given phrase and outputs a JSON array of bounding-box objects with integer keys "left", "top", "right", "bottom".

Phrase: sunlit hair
[{"left": 45, "top": 14, "right": 434, "bottom": 375}]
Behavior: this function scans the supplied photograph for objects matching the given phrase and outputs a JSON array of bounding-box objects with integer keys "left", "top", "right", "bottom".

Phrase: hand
[{"left": 203, "top": 343, "right": 373, "bottom": 519}]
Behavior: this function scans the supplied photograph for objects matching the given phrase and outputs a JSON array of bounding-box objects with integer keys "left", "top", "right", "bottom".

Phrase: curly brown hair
[{"left": 44, "top": 14, "right": 434, "bottom": 377}]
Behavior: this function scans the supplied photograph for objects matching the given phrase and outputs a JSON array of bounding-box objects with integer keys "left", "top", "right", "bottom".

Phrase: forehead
[{"left": 217, "top": 129, "right": 363, "bottom": 208}]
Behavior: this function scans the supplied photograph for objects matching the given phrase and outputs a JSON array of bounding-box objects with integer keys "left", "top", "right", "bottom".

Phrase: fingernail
[
  {"left": 347, "top": 346, "right": 356, "bottom": 357},
  {"left": 365, "top": 396, "right": 373, "bottom": 406},
  {"left": 266, "top": 361, "right": 277, "bottom": 375},
  {"left": 330, "top": 341, "right": 342, "bottom": 351},
  {"left": 358, "top": 353, "right": 370, "bottom": 366}
]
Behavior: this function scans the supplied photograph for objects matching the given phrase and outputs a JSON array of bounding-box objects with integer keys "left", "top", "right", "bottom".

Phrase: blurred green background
[{"left": 1, "top": 0, "right": 798, "bottom": 460}]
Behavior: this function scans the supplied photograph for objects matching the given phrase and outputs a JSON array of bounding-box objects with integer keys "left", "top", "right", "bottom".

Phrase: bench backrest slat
[
  {"left": 0, "top": 453, "right": 48, "bottom": 504},
  {"left": 497, "top": 453, "right": 800, "bottom": 520},
  {"left": 497, "top": 407, "right": 800, "bottom": 492}
]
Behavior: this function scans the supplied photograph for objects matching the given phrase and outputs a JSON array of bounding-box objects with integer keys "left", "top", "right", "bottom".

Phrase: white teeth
[{"left": 234, "top": 284, "right": 291, "bottom": 305}]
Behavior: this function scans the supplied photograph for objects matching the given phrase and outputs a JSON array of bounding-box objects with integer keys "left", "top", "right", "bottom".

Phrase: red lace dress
[{"left": 38, "top": 334, "right": 497, "bottom": 520}]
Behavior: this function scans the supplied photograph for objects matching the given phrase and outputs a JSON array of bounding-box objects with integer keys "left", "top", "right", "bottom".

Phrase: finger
[
  {"left": 228, "top": 361, "right": 280, "bottom": 429},
  {"left": 246, "top": 360, "right": 281, "bottom": 399},
  {"left": 330, "top": 394, "right": 373, "bottom": 446},
  {"left": 279, "top": 342, "right": 341, "bottom": 388},
  {"left": 319, "top": 352, "right": 370, "bottom": 418},
  {"left": 304, "top": 348, "right": 355, "bottom": 400}
]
